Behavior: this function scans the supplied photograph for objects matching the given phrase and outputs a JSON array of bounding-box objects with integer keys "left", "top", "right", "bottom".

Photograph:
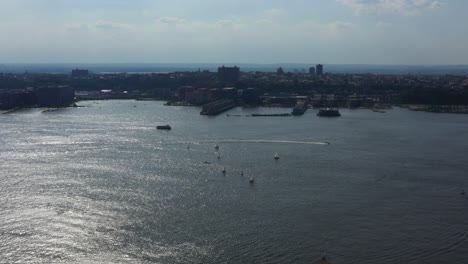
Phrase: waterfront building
[
  {"left": 218, "top": 66, "right": 240, "bottom": 83},
  {"left": 0, "top": 88, "right": 36, "bottom": 110},
  {"left": 36, "top": 85, "right": 75, "bottom": 107},
  {"left": 316, "top": 64, "right": 324, "bottom": 75}
]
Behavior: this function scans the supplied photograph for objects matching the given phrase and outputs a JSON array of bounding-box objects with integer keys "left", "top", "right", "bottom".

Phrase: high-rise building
[
  {"left": 218, "top": 66, "right": 240, "bottom": 83},
  {"left": 316, "top": 64, "right": 324, "bottom": 75},
  {"left": 309, "top": 67, "right": 316, "bottom": 75}
]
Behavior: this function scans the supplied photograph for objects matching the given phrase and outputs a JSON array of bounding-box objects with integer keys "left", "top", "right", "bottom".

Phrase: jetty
[{"left": 251, "top": 113, "right": 291, "bottom": 117}]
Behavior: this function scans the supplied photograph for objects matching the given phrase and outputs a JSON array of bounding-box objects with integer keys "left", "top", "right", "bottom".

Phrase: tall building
[
  {"left": 309, "top": 67, "right": 316, "bottom": 75},
  {"left": 316, "top": 64, "right": 324, "bottom": 75},
  {"left": 218, "top": 66, "right": 240, "bottom": 83}
]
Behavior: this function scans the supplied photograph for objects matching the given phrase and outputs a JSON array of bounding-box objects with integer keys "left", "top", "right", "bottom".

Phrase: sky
[{"left": 0, "top": 0, "right": 466, "bottom": 64}]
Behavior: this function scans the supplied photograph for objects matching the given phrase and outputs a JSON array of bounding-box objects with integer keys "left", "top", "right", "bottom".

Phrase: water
[{"left": 1, "top": 101, "right": 467, "bottom": 263}]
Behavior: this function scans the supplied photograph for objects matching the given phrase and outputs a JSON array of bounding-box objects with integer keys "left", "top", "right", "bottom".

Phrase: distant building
[
  {"left": 277, "top": 67, "right": 284, "bottom": 75},
  {"left": 218, "top": 66, "right": 240, "bottom": 83},
  {"left": 309, "top": 67, "right": 316, "bottom": 75},
  {"left": 71, "top": 68, "right": 89, "bottom": 77},
  {"left": 36, "top": 85, "right": 75, "bottom": 107},
  {"left": 316, "top": 64, "right": 324, "bottom": 75}
]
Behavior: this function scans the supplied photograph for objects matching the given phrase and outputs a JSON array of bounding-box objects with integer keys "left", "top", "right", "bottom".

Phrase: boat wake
[{"left": 200, "top": 140, "right": 330, "bottom": 145}]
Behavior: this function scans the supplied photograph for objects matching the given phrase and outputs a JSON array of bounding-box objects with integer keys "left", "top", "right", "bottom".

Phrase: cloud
[
  {"left": 154, "top": 17, "right": 243, "bottom": 33},
  {"left": 298, "top": 20, "right": 354, "bottom": 38},
  {"left": 156, "top": 17, "right": 186, "bottom": 25},
  {"left": 376, "top": 21, "right": 393, "bottom": 27},
  {"left": 215, "top": 19, "right": 236, "bottom": 28},
  {"left": 263, "top": 8, "right": 287, "bottom": 17},
  {"left": 337, "top": 0, "right": 445, "bottom": 16},
  {"left": 332, "top": 21, "right": 354, "bottom": 29},
  {"left": 65, "top": 23, "right": 89, "bottom": 31},
  {"left": 95, "top": 20, "right": 131, "bottom": 30}
]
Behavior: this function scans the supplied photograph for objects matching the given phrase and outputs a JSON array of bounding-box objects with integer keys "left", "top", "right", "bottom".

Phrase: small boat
[
  {"left": 215, "top": 144, "right": 220, "bottom": 151},
  {"left": 274, "top": 153, "right": 280, "bottom": 160},
  {"left": 187, "top": 143, "right": 190, "bottom": 150},
  {"left": 203, "top": 161, "right": 211, "bottom": 164},
  {"left": 461, "top": 190, "right": 465, "bottom": 195},
  {"left": 222, "top": 167, "right": 226, "bottom": 174},
  {"left": 156, "top": 125, "right": 171, "bottom": 130},
  {"left": 249, "top": 177, "right": 254, "bottom": 183},
  {"left": 217, "top": 153, "right": 221, "bottom": 160},
  {"left": 241, "top": 170, "right": 244, "bottom": 176},
  {"left": 317, "top": 108, "right": 341, "bottom": 117}
]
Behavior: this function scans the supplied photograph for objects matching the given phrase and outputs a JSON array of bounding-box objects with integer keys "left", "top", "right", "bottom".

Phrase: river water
[{"left": 1, "top": 100, "right": 467, "bottom": 264}]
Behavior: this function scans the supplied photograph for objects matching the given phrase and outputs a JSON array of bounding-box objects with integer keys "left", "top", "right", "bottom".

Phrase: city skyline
[{"left": 0, "top": 0, "right": 466, "bottom": 64}]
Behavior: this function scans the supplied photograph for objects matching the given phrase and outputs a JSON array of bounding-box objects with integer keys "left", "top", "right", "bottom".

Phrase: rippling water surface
[{"left": 1, "top": 101, "right": 468, "bottom": 263}]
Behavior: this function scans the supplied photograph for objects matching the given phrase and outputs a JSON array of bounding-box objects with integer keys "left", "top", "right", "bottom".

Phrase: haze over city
[{"left": 1, "top": 0, "right": 466, "bottom": 64}]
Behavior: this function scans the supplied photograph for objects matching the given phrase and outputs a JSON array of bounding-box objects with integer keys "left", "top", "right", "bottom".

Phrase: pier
[{"left": 200, "top": 99, "right": 236, "bottom": 116}]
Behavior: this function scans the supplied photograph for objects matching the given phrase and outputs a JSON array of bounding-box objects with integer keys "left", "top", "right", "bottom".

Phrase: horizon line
[{"left": 2, "top": 63, "right": 468, "bottom": 67}]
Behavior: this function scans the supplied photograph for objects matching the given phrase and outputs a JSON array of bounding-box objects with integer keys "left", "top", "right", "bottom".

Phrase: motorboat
[{"left": 156, "top": 125, "right": 171, "bottom": 130}]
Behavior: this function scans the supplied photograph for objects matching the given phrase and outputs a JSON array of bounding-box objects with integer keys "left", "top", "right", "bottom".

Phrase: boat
[
  {"left": 217, "top": 153, "right": 221, "bottom": 160},
  {"left": 215, "top": 144, "right": 219, "bottom": 151},
  {"left": 156, "top": 125, "right": 171, "bottom": 130},
  {"left": 372, "top": 109, "right": 386, "bottom": 113},
  {"left": 157, "top": 125, "right": 171, "bottom": 130},
  {"left": 187, "top": 143, "right": 190, "bottom": 150},
  {"left": 292, "top": 100, "right": 308, "bottom": 116},
  {"left": 317, "top": 108, "right": 341, "bottom": 117},
  {"left": 241, "top": 170, "right": 244, "bottom": 176},
  {"left": 274, "top": 153, "right": 280, "bottom": 160},
  {"left": 222, "top": 167, "right": 226, "bottom": 174},
  {"left": 249, "top": 177, "right": 254, "bottom": 183},
  {"left": 461, "top": 190, "right": 465, "bottom": 195}
]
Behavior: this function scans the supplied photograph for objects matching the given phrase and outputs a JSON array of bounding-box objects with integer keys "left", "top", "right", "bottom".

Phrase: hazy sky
[{"left": 0, "top": 0, "right": 466, "bottom": 64}]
